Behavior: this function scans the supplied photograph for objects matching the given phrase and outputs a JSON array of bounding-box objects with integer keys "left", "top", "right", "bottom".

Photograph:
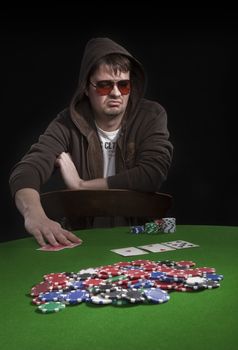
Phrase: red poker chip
[
  {"left": 31, "top": 281, "right": 53, "bottom": 296},
  {"left": 83, "top": 278, "right": 105, "bottom": 287},
  {"left": 173, "top": 284, "right": 194, "bottom": 292},
  {"left": 45, "top": 276, "right": 69, "bottom": 286},
  {"left": 32, "top": 297, "right": 46, "bottom": 305},
  {"left": 154, "top": 281, "right": 177, "bottom": 290},
  {"left": 143, "top": 263, "right": 158, "bottom": 271},
  {"left": 176, "top": 260, "right": 196, "bottom": 268},
  {"left": 124, "top": 270, "right": 149, "bottom": 279},
  {"left": 131, "top": 259, "right": 152, "bottom": 266},
  {"left": 43, "top": 273, "right": 66, "bottom": 281},
  {"left": 98, "top": 267, "right": 122, "bottom": 277},
  {"left": 113, "top": 262, "right": 132, "bottom": 268},
  {"left": 196, "top": 267, "right": 216, "bottom": 274},
  {"left": 156, "top": 266, "right": 174, "bottom": 273}
]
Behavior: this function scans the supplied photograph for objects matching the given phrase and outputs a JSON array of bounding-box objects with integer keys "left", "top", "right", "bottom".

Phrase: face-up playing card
[
  {"left": 138, "top": 243, "right": 176, "bottom": 253},
  {"left": 110, "top": 247, "right": 149, "bottom": 256},
  {"left": 162, "top": 240, "right": 199, "bottom": 249}
]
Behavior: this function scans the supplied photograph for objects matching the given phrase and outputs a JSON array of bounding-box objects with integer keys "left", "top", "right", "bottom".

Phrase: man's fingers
[
  {"left": 43, "top": 231, "right": 60, "bottom": 247},
  {"left": 63, "top": 230, "right": 83, "bottom": 244},
  {"left": 33, "top": 231, "right": 47, "bottom": 247},
  {"left": 31, "top": 220, "right": 82, "bottom": 247}
]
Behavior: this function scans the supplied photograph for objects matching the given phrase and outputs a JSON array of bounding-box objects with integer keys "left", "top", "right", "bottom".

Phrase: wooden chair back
[{"left": 40, "top": 189, "right": 173, "bottom": 229}]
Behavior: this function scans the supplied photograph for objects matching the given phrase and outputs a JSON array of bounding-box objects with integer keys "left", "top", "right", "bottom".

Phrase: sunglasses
[{"left": 89, "top": 80, "right": 131, "bottom": 96}]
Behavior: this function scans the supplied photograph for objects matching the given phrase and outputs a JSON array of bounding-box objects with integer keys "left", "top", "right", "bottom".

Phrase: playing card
[
  {"left": 162, "top": 240, "right": 199, "bottom": 249},
  {"left": 110, "top": 246, "right": 149, "bottom": 256},
  {"left": 138, "top": 243, "right": 176, "bottom": 253},
  {"left": 37, "top": 244, "right": 66, "bottom": 251},
  {"left": 37, "top": 241, "right": 82, "bottom": 251},
  {"left": 64, "top": 242, "right": 82, "bottom": 248}
]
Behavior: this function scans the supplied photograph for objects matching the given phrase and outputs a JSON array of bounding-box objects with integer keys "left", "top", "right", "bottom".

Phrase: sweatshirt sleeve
[
  {"left": 107, "top": 104, "right": 173, "bottom": 192},
  {"left": 9, "top": 114, "right": 70, "bottom": 197}
]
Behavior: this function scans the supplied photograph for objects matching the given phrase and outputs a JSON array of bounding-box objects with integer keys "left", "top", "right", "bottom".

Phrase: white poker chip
[
  {"left": 185, "top": 277, "right": 207, "bottom": 285},
  {"left": 78, "top": 268, "right": 98, "bottom": 274}
]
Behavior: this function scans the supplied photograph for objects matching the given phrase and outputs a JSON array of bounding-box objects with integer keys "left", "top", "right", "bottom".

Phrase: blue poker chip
[
  {"left": 144, "top": 288, "right": 170, "bottom": 304},
  {"left": 205, "top": 274, "right": 224, "bottom": 281},
  {"left": 64, "top": 290, "right": 88, "bottom": 304},
  {"left": 132, "top": 279, "right": 155, "bottom": 289},
  {"left": 39, "top": 291, "right": 64, "bottom": 302},
  {"left": 69, "top": 280, "right": 85, "bottom": 289},
  {"left": 130, "top": 226, "right": 144, "bottom": 234},
  {"left": 150, "top": 271, "right": 167, "bottom": 280}
]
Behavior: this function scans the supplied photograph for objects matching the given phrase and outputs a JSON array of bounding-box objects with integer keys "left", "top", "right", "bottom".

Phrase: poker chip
[
  {"left": 29, "top": 259, "right": 223, "bottom": 314},
  {"left": 161, "top": 217, "right": 176, "bottom": 233},
  {"left": 122, "top": 289, "right": 145, "bottom": 303},
  {"left": 144, "top": 288, "right": 170, "bottom": 303},
  {"left": 202, "top": 280, "right": 221, "bottom": 289},
  {"left": 38, "top": 301, "right": 66, "bottom": 313},
  {"left": 32, "top": 297, "right": 46, "bottom": 305},
  {"left": 131, "top": 259, "right": 152, "bottom": 266},
  {"left": 196, "top": 267, "right": 216, "bottom": 275},
  {"left": 150, "top": 271, "right": 167, "bottom": 280},
  {"left": 205, "top": 274, "right": 224, "bottom": 281},
  {"left": 77, "top": 268, "right": 99, "bottom": 274},
  {"left": 89, "top": 295, "right": 113, "bottom": 305},
  {"left": 176, "top": 260, "right": 196, "bottom": 268},
  {"left": 185, "top": 277, "right": 207, "bottom": 285},
  {"left": 157, "top": 260, "right": 177, "bottom": 267},
  {"left": 76, "top": 273, "right": 98, "bottom": 280},
  {"left": 113, "top": 262, "right": 132, "bottom": 268},
  {"left": 69, "top": 280, "right": 85, "bottom": 289},
  {"left": 93, "top": 283, "right": 115, "bottom": 293},
  {"left": 39, "top": 291, "right": 64, "bottom": 302},
  {"left": 131, "top": 226, "right": 144, "bottom": 234},
  {"left": 64, "top": 290, "right": 88, "bottom": 304},
  {"left": 112, "top": 298, "right": 129, "bottom": 306},
  {"left": 102, "top": 288, "right": 126, "bottom": 300},
  {"left": 144, "top": 222, "right": 159, "bottom": 234},
  {"left": 31, "top": 281, "right": 53, "bottom": 297}
]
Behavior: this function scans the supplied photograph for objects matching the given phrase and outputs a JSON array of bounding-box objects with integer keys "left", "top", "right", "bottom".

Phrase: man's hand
[
  {"left": 55, "top": 152, "right": 83, "bottom": 190},
  {"left": 15, "top": 188, "right": 82, "bottom": 247},
  {"left": 56, "top": 152, "right": 108, "bottom": 190},
  {"left": 25, "top": 212, "right": 82, "bottom": 247}
]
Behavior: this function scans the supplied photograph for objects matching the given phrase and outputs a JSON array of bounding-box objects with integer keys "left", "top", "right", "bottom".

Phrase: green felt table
[{"left": 0, "top": 225, "right": 237, "bottom": 350}]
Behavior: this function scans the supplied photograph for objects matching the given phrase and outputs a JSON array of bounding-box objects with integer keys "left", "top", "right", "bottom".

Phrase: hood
[{"left": 70, "top": 37, "right": 146, "bottom": 134}]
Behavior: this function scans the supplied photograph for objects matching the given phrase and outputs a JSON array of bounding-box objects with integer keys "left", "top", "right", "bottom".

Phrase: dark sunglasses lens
[
  {"left": 95, "top": 80, "right": 131, "bottom": 96},
  {"left": 117, "top": 80, "right": 130, "bottom": 95},
  {"left": 96, "top": 81, "right": 113, "bottom": 95}
]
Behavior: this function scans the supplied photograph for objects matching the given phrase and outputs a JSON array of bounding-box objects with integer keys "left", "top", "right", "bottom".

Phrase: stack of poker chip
[
  {"left": 29, "top": 259, "right": 223, "bottom": 314},
  {"left": 131, "top": 217, "right": 176, "bottom": 235}
]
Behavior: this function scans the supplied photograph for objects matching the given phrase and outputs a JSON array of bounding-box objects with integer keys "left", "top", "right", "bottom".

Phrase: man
[{"left": 9, "top": 37, "right": 173, "bottom": 247}]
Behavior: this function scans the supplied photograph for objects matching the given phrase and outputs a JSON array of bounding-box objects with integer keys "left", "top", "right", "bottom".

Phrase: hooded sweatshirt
[{"left": 9, "top": 37, "right": 173, "bottom": 197}]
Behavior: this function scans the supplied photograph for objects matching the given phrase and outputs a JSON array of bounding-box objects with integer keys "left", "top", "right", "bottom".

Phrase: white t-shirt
[{"left": 96, "top": 124, "right": 120, "bottom": 177}]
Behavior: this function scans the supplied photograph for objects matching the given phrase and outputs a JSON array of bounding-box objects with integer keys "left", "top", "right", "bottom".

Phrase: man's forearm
[
  {"left": 79, "top": 178, "right": 109, "bottom": 190},
  {"left": 15, "top": 188, "right": 46, "bottom": 219}
]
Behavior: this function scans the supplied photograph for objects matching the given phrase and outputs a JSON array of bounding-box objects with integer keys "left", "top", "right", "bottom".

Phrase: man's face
[{"left": 87, "top": 64, "right": 130, "bottom": 120}]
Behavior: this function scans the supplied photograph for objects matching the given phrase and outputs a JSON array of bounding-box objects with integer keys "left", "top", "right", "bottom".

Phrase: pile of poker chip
[
  {"left": 131, "top": 218, "right": 176, "bottom": 234},
  {"left": 29, "top": 259, "right": 224, "bottom": 314}
]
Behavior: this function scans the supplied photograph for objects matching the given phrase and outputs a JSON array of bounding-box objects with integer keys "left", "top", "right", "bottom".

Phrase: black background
[{"left": 1, "top": 6, "right": 238, "bottom": 242}]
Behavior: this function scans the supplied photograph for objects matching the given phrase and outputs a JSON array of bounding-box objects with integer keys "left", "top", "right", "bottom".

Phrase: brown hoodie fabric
[{"left": 9, "top": 37, "right": 173, "bottom": 197}]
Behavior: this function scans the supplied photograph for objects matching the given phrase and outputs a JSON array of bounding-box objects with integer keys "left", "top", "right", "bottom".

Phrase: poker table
[{"left": 1, "top": 225, "right": 237, "bottom": 350}]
